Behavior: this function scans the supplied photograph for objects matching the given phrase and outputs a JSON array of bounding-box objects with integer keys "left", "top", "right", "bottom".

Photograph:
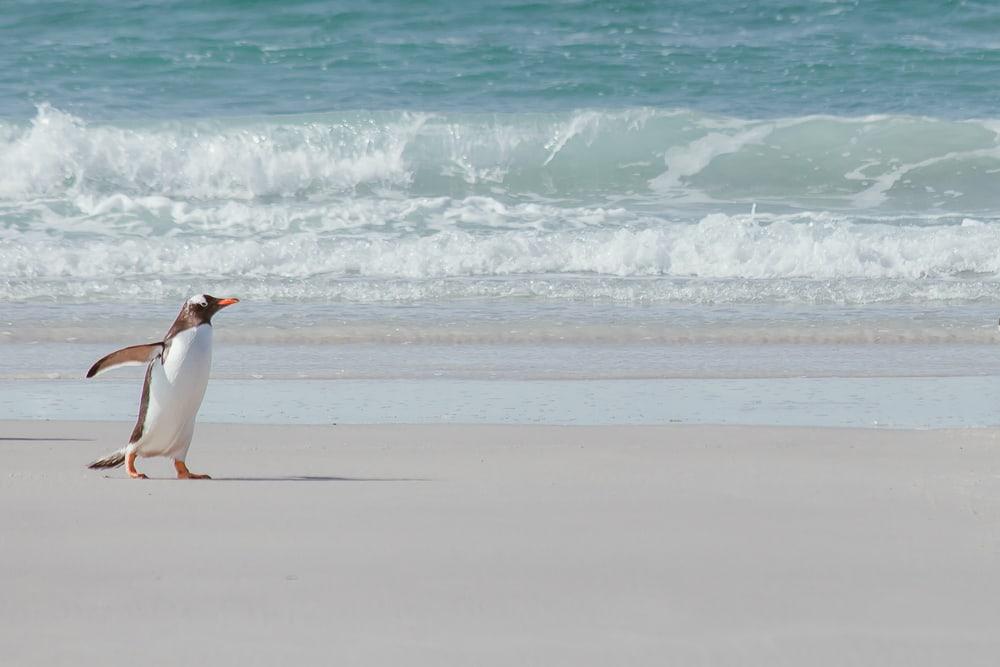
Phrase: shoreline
[
  {"left": 4, "top": 421, "right": 1000, "bottom": 665},
  {"left": 5, "top": 374, "right": 1000, "bottom": 429},
  {"left": 6, "top": 417, "right": 1000, "bottom": 431}
]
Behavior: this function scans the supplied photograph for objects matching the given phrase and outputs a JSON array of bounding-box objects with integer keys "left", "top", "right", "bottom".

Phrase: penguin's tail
[{"left": 88, "top": 448, "right": 126, "bottom": 470}]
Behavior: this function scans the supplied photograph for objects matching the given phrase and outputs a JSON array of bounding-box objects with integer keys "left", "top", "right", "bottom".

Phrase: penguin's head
[{"left": 185, "top": 293, "right": 240, "bottom": 325}]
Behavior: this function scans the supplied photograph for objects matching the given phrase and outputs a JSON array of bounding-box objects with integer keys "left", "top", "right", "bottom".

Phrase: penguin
[{"left": 86, "top": 294, "right": 239, "bottom": 479}]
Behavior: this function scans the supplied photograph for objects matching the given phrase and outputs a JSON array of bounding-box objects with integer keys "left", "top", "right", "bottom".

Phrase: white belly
[{"left": 134, "top": 325, "right": 213, "bottom": 460}]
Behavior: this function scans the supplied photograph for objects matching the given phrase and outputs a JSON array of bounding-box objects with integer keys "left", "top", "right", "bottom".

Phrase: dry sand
[{"left": 2, "top": 420, "right": 1000, "bottom": 666}]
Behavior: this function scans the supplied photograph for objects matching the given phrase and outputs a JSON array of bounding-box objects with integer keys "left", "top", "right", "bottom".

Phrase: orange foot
[
  {"left": 175, "top": 460, "right": 211, "bottom": 480},
  {"left": 126, "top": 451, "right": 148, "bottom": 479}
]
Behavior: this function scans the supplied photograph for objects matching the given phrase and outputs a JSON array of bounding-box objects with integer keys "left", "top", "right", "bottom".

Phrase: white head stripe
[{"left": 187, "top": 294, "right": 209, "bottom": 307}]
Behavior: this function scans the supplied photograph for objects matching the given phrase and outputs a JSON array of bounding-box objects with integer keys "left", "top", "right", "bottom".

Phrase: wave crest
[{"left": 3, "top": 106, "right": 1000, "bottom": 209}]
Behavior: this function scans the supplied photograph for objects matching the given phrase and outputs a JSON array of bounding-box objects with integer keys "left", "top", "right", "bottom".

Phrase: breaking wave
[
  {"left": 2, "top": 104, "right": 1000, "bottom": 207},
  {"left": 4, "top": 105, "right": 1000, "bottom": 304}
]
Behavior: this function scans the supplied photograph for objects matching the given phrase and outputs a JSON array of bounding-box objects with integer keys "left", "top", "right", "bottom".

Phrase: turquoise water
[
  {"left": 4, "top": 2, "right": 1000, "bottom": 426},
  {"left": 3, "top": 1, "right": 1000, "bottom": 120}
]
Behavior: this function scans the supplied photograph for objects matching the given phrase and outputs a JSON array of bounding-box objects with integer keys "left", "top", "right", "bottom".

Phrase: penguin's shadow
[
  {"left": 0, "top": 437, "right": 93, "bottom": 442},
  {"left": 210, "top": 475, "right": 427, "bottom": 483}
]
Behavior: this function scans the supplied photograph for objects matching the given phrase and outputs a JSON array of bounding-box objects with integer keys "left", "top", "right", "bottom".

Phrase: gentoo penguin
[{"left": 86, "top": 294, "right": 239, "bottom": 479}]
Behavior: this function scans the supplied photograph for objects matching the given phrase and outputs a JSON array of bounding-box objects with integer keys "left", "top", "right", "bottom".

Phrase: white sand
[{"left": 3, "top": 421, "right": 1000, "bottom": 666}]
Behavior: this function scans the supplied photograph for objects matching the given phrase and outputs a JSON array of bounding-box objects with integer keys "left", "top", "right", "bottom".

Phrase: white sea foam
[
  {"left": 5, "top": 106, "right": 1000, "bottom": 306},
  {"left": 5, "top": 208, "right": 1000, "bottom": 304},
  {"left": 652, "top": 124, "right": 775, "bottom": 190},
  {"left": 0, "top": 105, "right": 423, "bottom": 199}
]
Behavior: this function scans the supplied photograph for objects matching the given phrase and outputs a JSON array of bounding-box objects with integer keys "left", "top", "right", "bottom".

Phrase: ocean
[{"left": 4, "top": 0, "right": 1000, "bottom": 426}]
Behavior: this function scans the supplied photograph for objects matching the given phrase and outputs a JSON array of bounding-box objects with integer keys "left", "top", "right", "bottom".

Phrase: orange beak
[{"left": 217, "top": 297, "right": 240, "bottom": 308}]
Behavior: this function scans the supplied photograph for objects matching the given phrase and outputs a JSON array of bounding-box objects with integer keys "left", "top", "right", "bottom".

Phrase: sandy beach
[{"left": 3, "top": 420, "right": 1000, "bottom": 666}]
